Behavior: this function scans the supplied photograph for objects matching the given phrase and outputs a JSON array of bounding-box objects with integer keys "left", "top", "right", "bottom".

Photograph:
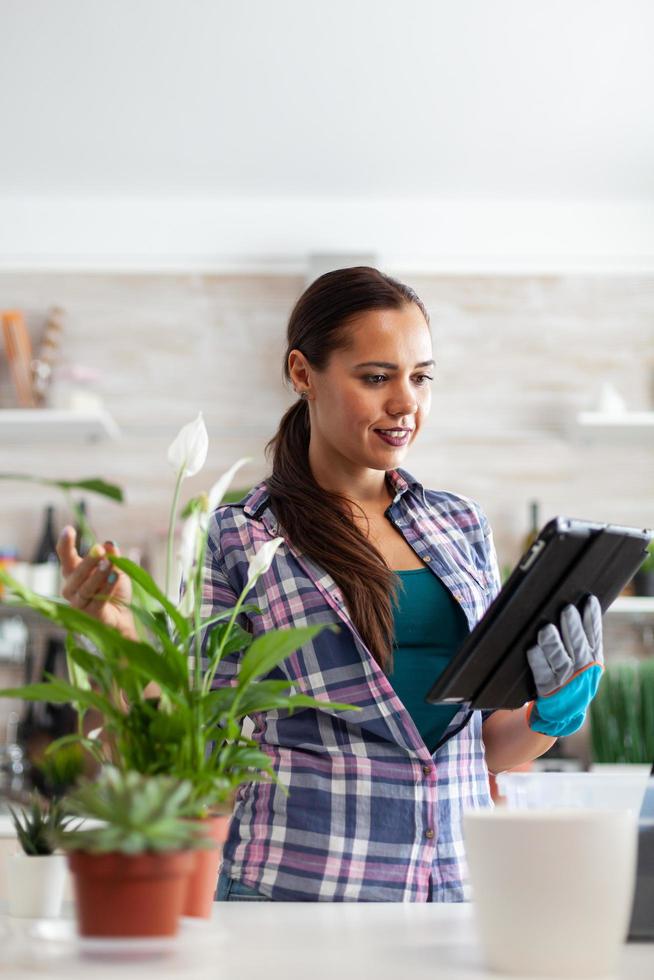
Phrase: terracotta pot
[
  {"left": 183, "top": 814, "right": 231, "bottom": 918},
  {"left": 67, "top": 849, "right": 194, "bottom": 937}
]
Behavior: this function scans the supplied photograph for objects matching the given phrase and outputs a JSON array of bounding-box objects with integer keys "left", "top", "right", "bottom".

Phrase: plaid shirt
[{"left": 201, "top": 467, "right": 502, "bottom": 902}]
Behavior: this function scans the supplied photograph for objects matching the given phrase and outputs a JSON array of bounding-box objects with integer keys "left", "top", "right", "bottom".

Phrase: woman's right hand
[{"left": 56, "top": 526, "right": 138, "bottom": 641}]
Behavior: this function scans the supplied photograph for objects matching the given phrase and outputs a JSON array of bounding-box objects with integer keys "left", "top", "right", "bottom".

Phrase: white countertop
[{"left": 1, "top": 902, "right": 653, "bottom": 980}]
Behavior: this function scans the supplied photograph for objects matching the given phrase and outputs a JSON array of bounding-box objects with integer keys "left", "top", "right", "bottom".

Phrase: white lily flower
[
  {"left": 244, "top": 537, "right": 285, "bottom": 594},
  {"left": 201, "top": 456, "right": 252, "bottom": 530},
  {"left": 167, "top": 412, "right": 209, "bottom": 479},
  {"left": 178, "top": 510, "right": 201, "bottom": 582}
]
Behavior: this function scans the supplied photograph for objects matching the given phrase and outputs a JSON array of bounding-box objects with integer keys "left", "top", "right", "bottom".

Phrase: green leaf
[
  {"left": 0, "top": 677, "right": 121, "bottom": 720},
  {"left": 113, "top": 641, "right": 187, "bottom": 698},
  {"left": 109, "top": 556, "right": 189, "bottom": 639},
  {"left": 0, "top": 573, "right": 136, "bottom": 661},
  {"left": 232, "top": 688, "right": 358, "bottom": 718},
  {"left": 44, "top": 733, "right": 105, "bottom": 767},
  {"left": 123, "top": 607, "right": 189, "bottom": 688},
  {"left": 58, "top": 478, "right": 124, "bottom": 502},
  {"left": 219, "top": 744, "right": 275, "bottom": 771},
  {"left": 214, "top": 679, "right": 291, "bottom": 716},
  {"left": 0, "top": 680, "right": 79, "bottom": 703},
  {"left": 66, "top": 644, "right": 111, "bottom": 692},
  {"left": 180, "top": 495, "right": 204, "bottom": 519},
  {"left": 1, "top": 571, "right": 191, "bottom": 703},
  {"left": 189, "top": 603, "right": 263, "bottom": 638},
  {"left": 238, "top": 624, "right": 339, "bottom": 687},
  {"left": 204, "top": 687, "right": 240, "bottom": 714},
  {"left": 203, "top": 622, "right": 252, "bottom": 666},
  {"left": 0, "top": 474, "right": 124, "bottom": 502}
]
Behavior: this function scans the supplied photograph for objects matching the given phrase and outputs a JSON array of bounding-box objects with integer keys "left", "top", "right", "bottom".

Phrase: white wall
[
  {"left": 1, "top": 1, "right": 653, "bottom": 271},
  {"left": 1, "top": 270, "right": 651, "bottom": 565}
]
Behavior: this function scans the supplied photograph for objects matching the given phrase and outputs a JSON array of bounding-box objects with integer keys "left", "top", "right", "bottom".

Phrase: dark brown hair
[{"left": 264, "top": 266, "right": 431, "bottom": 673}]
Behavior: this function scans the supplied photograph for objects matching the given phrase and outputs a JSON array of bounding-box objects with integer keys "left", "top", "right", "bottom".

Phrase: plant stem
[
  {"left": 202, "top": 584, "right": 249, "bottom": 696},
  {"left": 193, "top": 525, "right": 211, "bottom": 690},
  {"left": 165, "top": 467, "right": 185, "bottom": 603},
  {"left": 66, "top": 491, "right": 97, "bottom": 550}
]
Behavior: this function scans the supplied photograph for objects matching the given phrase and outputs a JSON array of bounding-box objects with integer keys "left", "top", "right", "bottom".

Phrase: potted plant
[
  {"left": 633, "top": 541, "right": 654, "bottom": 597},
  {"left": 0, "top": 414, "right": 359, "bottom": 919},
  {"left": 7, "top": 795, "right": 76, "bottom": 918},
  {"left": 590, "top": 658, "right": 654, "bottom": 764},
  {"left": 56, "top": 766, "right": 211, "bottom": 937},
  {"left": 30, "top": 740, "right": 87, "bottom": 800}
]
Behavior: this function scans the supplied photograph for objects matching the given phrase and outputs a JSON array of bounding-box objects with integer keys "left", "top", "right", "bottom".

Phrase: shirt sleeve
[
  {"left": 477, "top": 506, "right": 503, "bottom": 602},
  {"left": 199, "top": 511, "right": 252, "bottom": 689},
  {"left": 475, "top": 503, "right": 503, "bottom": 725}
]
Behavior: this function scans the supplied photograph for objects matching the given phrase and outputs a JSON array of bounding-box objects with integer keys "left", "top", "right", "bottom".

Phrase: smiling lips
[{"left": 374, "top": 428, "right": 412, "bottom": 447}]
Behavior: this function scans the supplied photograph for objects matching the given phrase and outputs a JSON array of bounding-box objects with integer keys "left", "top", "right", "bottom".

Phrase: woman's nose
[{"left": 386, "top": 386, "right": 418, "bottom": 416}]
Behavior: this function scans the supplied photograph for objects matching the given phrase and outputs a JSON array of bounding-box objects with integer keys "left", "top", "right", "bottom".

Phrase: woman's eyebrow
[{"left": 353, "top": 360, "right": 435, "bottom": 369}]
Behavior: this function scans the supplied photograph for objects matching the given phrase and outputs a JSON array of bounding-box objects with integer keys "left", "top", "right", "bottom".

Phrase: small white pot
[{"left": 7, "top": 852, "right": 68, "bottom": 918}]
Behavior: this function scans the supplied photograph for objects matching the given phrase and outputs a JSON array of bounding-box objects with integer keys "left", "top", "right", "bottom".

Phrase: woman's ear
[{"left": 288, "top": 348, "right": 311, "bottom": 391}]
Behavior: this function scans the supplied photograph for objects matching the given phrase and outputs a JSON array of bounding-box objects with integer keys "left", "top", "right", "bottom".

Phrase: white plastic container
[
  {"left": 464, "top": 807, "right": 638, "bottom": 978},
  {"left": 495, "top": 770, "right": 650, "bottom": 815},
  {"left": 7, "top": 852, "right": 68, "bottom": 918}
]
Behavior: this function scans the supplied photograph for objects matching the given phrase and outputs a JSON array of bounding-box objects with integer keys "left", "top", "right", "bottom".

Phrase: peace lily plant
[{"left": 0, "top": 413, "right": 358, "bottom": 818}]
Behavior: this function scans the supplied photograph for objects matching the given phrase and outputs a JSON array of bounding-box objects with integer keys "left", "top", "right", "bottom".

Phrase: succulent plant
[
  {"left": 9, "top": 795, "right": 77, "bottom": 856},
  {"left": 57, "top": 766, "right": 213, "bottom": 855}
]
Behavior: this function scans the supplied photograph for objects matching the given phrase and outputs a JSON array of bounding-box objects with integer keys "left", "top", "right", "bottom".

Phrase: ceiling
[{"left": 1, "top": 0, "right": 652, "bottom": 201}]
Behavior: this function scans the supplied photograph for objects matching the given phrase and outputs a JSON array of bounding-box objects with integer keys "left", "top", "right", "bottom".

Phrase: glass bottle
[{"left": 32, "top": 505, "right": 58, "bottom": 564}]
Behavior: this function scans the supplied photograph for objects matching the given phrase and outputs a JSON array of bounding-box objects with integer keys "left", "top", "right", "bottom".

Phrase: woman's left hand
[{"left": 525, "top": 594, "right": 604, "bottom": 738}]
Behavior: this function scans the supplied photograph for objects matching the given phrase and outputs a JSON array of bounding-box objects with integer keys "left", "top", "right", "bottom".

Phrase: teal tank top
[{"left": 387, "top": 567, "right": 470, "bottom": 753}]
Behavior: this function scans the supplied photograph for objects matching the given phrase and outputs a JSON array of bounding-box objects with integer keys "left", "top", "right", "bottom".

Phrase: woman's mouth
[{"left": 374, "top": 428, "right": 412, "bottom": 447}]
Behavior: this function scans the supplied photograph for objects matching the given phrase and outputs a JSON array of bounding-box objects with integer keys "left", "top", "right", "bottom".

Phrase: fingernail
[
  {"left": 58, "top": 526, "right": 71, "bottom": 541},
  {"left": 89, "top": 543, "right": 104, "bottom": 559},
  {"left": 108, "top": 572, "right": 117, "bottom": 584},
  {"left": 98, "top": 559, "right": 110, "bottom": 572}
]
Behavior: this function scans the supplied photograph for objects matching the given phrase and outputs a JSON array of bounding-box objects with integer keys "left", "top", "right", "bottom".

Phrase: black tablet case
[{"left": 425, "top": 517, "right": 653, "bottom": 711}]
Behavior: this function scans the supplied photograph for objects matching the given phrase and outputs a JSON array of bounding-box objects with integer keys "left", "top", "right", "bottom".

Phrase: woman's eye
[{"left": 363, "top": 374, "right": 434, "bottom": 385}]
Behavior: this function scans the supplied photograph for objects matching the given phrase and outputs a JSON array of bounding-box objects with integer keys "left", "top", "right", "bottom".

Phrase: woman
[{"left": 57, "top": 267, "right": 604, "bottom": 903}]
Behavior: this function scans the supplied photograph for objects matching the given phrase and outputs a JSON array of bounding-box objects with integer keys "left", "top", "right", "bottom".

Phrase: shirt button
[
  {"left": 424, "top": 828, "right": 435, "bottom": 839},
  {"left": 423, "top": 556, "right": 431, "bottom": 563},
  {"left": 422, "top": 765, "right": 432, "bottom": 775}
]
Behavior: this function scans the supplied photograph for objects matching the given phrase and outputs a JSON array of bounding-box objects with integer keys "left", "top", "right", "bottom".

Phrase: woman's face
[{"left": 292, "top": 303, "right": 434, "bottom": 476}]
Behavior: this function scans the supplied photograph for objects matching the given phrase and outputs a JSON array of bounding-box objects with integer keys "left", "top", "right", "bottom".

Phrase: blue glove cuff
[{"left": 528, "top": 663, "right": 603, "bottom": 737}]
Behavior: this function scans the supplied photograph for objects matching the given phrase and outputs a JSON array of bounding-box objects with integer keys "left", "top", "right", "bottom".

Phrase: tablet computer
[{"left": 425, "top": 517, "right": 653, "bottom": 711}]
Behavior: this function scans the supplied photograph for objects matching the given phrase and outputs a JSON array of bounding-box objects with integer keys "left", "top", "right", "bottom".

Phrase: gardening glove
[{"left": 525, "top": 595, "right": 604, "bottom": 738}]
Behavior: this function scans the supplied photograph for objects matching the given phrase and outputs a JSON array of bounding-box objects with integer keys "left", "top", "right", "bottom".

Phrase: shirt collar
[
  {"left": 385, "top": 467, "right": 427, "bottom": 507},
  {"left": 242, "top": 467, "right": 427, "bottom": 522}
]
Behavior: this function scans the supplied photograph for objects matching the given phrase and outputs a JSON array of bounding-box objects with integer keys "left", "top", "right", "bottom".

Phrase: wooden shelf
[
  {"left": 0, "top": 408, "right": 120, "bottom": 443},
  {"left": 572, "top": 411, "right": 654, "bottom": 443}
]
